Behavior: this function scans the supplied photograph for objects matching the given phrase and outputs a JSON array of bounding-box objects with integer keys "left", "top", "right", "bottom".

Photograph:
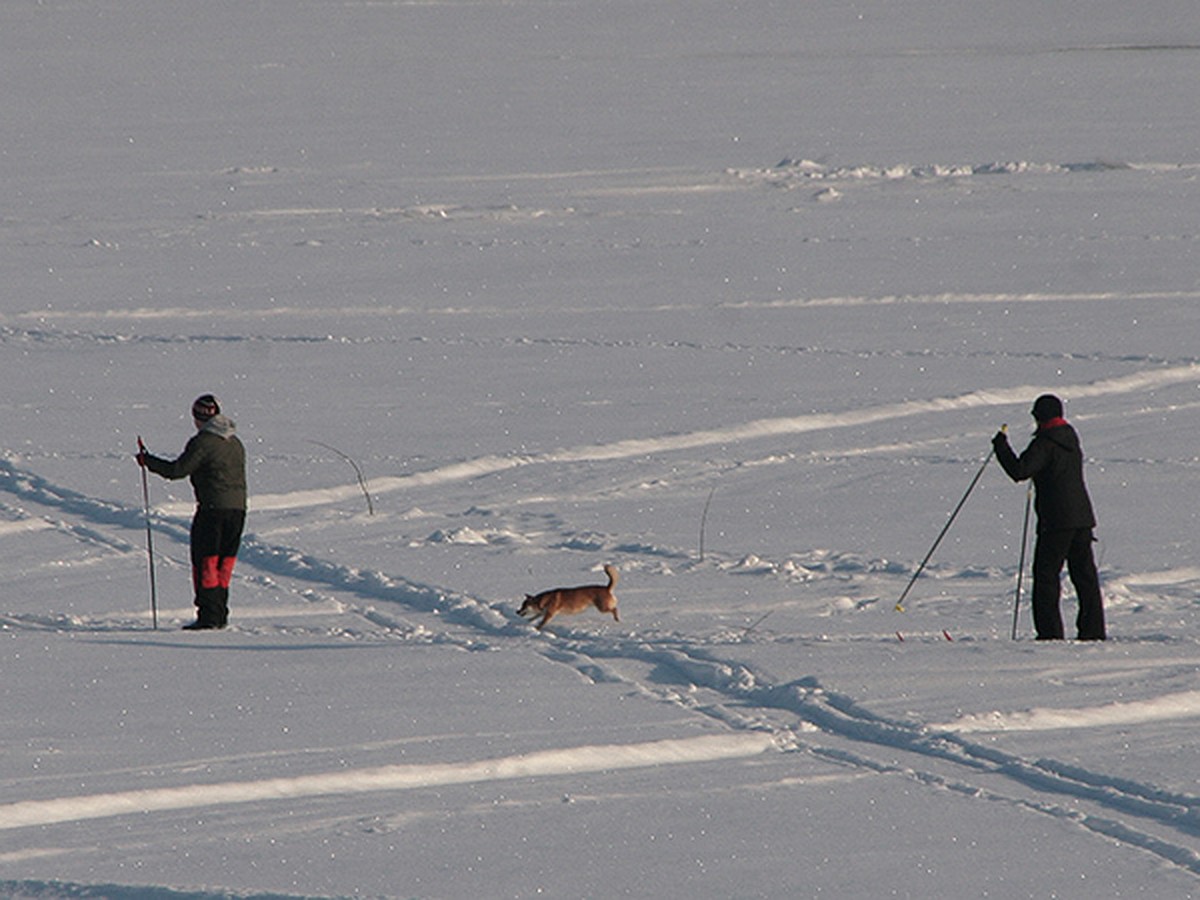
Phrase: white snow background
[{"left": 3, "top": 1, "right": 1200, "bottom": 897}]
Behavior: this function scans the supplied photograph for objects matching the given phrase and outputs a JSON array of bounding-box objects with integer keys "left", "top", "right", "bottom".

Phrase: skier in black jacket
[
  {"left": 139, "top": 394, "right": 247, "bottom": 630},
  {"left": 992, "top": 394, "right": 1105, "bottom": 640}
]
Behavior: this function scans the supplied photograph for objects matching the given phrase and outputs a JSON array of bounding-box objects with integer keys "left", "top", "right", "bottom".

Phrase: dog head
[{"left": 517, "top": 594, "right": 540, "bottom": 618}]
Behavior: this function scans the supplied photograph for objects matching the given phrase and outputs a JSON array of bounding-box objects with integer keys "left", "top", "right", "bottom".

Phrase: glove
[
  {"left": 136, "top": 449, "right": 147, "bottom": 467},
  {"left": 991, "top": 430, "right": 1009, "bottom": 451}
]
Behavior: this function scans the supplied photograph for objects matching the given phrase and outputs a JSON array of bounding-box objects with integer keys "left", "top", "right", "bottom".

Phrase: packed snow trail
[{"left": 0, "top": 734, "right": 776, "bottom": 830}]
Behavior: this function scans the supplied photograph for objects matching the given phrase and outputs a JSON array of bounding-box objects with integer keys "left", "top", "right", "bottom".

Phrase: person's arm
[
  {"left": 143, "top": 435, "right": 208, "bottom": 481},
  {"left": 992, "top": 431, "right": 1046, "bottom": 482}
]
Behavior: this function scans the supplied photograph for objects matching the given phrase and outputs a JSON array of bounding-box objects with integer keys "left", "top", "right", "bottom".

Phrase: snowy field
[{"left": 3, "top": 1, "right": 1200, "bottom": 897}]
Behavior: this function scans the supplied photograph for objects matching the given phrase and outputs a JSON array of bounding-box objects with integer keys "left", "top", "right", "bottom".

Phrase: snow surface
[{"left": 3, "top": 1, "right": 1200, "bottom": 897}]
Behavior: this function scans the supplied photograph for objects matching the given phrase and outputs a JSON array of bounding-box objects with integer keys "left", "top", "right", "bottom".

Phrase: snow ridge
[
  {"left": 238, "top": 364, "right": 1200, "bottom": 514},
  {"left": 733, "top": 156, "right": 1147, "bottom": 188},
  {"left": 0, "top": 734, "right": 775, "bottom": 831}
]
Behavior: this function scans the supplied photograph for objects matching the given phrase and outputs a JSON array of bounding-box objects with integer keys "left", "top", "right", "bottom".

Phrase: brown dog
[{"left": 518, "top": 564, "right": 619, "bottom": 631}]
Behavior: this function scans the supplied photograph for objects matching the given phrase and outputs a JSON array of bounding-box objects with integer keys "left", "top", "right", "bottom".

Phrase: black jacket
[
  {"left": 995, "top": 421, "right": 1095, "bottom": 533},
  {"left": 144, "top": 415, "right": 247, "bottom": 510}
]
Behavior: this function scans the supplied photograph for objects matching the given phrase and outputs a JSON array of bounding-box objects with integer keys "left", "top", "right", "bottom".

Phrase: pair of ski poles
[{"left": 894, "top": 426, "right": 1032, "bottom": 638}]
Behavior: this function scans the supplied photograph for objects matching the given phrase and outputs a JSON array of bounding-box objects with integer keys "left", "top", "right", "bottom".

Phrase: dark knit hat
[
  {"left": 1031, "top": 394, "right": 1063, "bottom": 422},
  {"left": 192, "top": 394, "right": 220, "bottom": 422}
]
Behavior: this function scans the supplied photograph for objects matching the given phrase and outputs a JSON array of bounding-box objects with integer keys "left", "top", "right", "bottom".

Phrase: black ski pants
[
  {"left": 1031, "top": 526, "right": 1105, "bottom": 641},
  {"left": 190, "top": 507, "right": 246, "bottom": 627}
]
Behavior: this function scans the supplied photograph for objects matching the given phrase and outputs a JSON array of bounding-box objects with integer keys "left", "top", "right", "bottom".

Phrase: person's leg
[
  {"left": 188, "top": 509, "right": 224, "bottom": 628},
  {"left": 1031, "top": 530, "right": 1070, "bottom": 640},
  {"left": 1068, "top": 528, "right": 1106, "bottom": 640},
  {"left": 212, "top": 509, "right": 246, "bottom": 627}
]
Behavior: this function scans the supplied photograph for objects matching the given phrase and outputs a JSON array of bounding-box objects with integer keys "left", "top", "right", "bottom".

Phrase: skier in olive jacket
[
  {"left": 992, "top": 394, "right": 1106, "bottom": 641},
  {"left": 139, "top": 394, "right": 247, "bottom": 630}
]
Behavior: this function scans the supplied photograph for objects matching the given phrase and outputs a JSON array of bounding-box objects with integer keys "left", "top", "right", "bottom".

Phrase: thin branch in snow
[{"left": 309, "top": 440, "right": 375, "bottom": 516}]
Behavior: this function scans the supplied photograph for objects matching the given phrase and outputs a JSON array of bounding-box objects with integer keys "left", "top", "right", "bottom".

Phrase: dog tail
[{"left": 603, "top": 563, "right": 618, "bottom": 588}]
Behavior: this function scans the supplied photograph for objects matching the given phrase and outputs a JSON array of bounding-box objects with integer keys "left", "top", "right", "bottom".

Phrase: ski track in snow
[
  {"left": 240, "top": 362, "right": 1200, "bottom": 514},
  {"left": 932, "top": 689, "right": 1200, "bottom": 733},
  {"left": 0, "top": 734, "right": 776, "bottom": 831},
  {"left": 5, "top": 291, "right": 1200, "bottom": 330},
  {"left": 2, "top": 361, "right": 1168, "bottom": 518},
  {"left": 7, "top": 374, "right": 1200, "bottom": 880}
]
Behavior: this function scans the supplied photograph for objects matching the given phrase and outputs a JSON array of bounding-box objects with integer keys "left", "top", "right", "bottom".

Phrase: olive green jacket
[{"left": 144, "top": 415, "right": 247, "bottom": 510}]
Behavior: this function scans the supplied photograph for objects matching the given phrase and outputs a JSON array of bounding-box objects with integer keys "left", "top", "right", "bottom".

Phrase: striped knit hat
[{"left": 192, "top": 394, "right": 220, "bottom": 422}]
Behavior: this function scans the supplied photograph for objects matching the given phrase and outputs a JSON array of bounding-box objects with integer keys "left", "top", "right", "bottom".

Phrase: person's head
[
  {"left": 192, "top": 394, "right": 220, "bottom": 427},
  {"left": 1031, "top": 394, "right": 1063, "bottom": 423}
]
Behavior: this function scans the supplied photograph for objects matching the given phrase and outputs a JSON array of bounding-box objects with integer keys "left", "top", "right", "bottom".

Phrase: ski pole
[
  {"left": 1011, "top": 482, "right": 1033, "bottom": 639},
  {"left": 137, "top": 437, "right": 159, "bottom": 630},
  {"left": 895, "top": 426, "right": 1005, "bottom": 612}
]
